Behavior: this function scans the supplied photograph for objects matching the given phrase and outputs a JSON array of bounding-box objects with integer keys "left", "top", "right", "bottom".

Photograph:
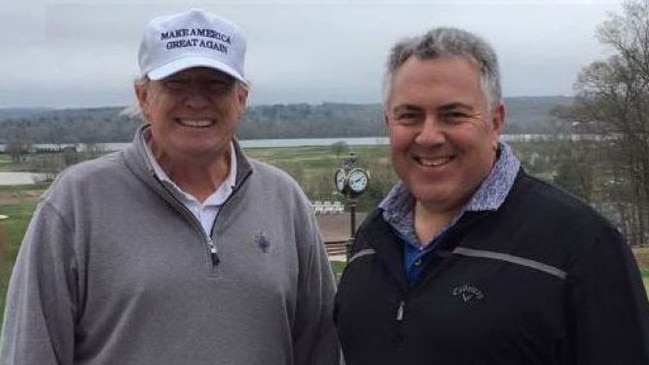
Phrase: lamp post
[
  {"left": 334, "top": 152, "right": 370, "bottom": 261},
  {"left": 349, "top": 198, "right": 357, "bottom": 240}
]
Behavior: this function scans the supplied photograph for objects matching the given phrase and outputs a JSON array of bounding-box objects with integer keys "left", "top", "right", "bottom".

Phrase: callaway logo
[{"left": 452, "top": 284, "right": 485, "bottom": 303}]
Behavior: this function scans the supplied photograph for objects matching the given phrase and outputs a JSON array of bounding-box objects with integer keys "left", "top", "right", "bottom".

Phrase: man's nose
[
  {"left": 183, "top": 84, "right": 212, "bottom": 109},
  {"left": 414, "top": 115, "right": 446, "bottom": 146}
]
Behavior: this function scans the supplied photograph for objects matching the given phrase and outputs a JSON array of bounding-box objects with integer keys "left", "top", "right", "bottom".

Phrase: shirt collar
[
  {"left": 141, "top": 129, "right": 237, "bottom": 207},
  {"left": 465, "top": 142, "right": 520, "bottom": 211},
  {"left": 379, "top": 142, "right": 520, "bottom": 244}
]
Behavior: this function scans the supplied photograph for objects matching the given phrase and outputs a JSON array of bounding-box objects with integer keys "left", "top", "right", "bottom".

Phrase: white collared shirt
[{"left": 143, "top": 139, "right": 237, "bottom": 235}]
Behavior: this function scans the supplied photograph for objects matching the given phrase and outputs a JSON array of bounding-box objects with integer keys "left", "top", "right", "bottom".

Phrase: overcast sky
[{"left": 2, "top": 0, "right": 625, "bottom": 109}]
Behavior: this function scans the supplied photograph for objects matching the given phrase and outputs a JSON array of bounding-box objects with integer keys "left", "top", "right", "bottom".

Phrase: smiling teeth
[
  {"left": 418, "top": 156, "right": 451, "bottom": 167},
  {"left": 179, "top": 119, "right": 213, "bottom": 127}
]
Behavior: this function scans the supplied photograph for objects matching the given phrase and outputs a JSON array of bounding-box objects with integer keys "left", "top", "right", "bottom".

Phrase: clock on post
[
  {"left": 334, "top": 153, "right": 370, "bottom": 198},
  {"left": 347, "top": 168, "right": 369, "bottom": 194},
  {"left": 333, "top": 152, "right": 370, "bottom": 261}
]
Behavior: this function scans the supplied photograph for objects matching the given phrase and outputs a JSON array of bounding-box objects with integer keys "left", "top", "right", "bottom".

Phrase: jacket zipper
[
  {"left": 396, "top": 300, "right": 405, "bottom": 321},
  {"left": 206, "top": 170, "right": 253, "bottom": 270},
  {"left": 152, "top": 164, "right": 253, "bottom": 273},
  {"left": 153, "top": 175, "right": 224, "bottom": 271},
  {"left": 393, "top": 300, "right": 406, "bottom": 347},
  {"left": 205, "top": 237, "right": 219, "bottom": 266}
]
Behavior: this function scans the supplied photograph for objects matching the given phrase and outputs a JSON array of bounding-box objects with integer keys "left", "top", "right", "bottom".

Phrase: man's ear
[
  {"left": 233, "top": 83, "right": 249, "bottom": 120},
  {"left": 134, "top": 83, "right": 148, "bottom": 108},
  {"left": 236, "top": 83, "right": 249, "bottom": 109},
  {"left": 488, "top": 103, "right": 505, "bottom": 151},
  {"left": 491, "top": 102, "right": 505, "bottom": 134},
  {"left": 385, "top": 108, "right": 396, "bottom": 128},
  {"left": 383, "top": 110, "right": 393, "bottom": 137},
  {"left": 134, "top": 82, "right": 150, "bottom": 121}
]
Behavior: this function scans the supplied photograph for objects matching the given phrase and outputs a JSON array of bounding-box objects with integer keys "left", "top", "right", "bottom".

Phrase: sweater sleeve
[
  {"left": 291, "top": 199, "right": 341, "bottom": 365},
  {"left": 569, "top": 225, "right": 649, "bottom": 364},
  {"left": 0, "top": 201, "right": 78, "bottom": 365}
]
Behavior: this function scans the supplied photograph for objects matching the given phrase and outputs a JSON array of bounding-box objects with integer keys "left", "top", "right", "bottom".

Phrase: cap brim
[{"left": 147, "top": 56, "right": 247, "bottom": 84}]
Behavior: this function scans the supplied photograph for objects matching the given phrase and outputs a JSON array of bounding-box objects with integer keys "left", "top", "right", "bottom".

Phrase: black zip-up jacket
[{"left": 335, "top": 171, "right": 649, "bottom": 365}]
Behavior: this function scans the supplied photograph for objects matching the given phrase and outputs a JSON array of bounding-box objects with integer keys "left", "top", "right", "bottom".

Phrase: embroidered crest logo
[
  {"left": 452, "top": 284, "right": 485, "bottom": 303},
  {"left": 254, "top": 232, "right": 270, "bottom": 253}
]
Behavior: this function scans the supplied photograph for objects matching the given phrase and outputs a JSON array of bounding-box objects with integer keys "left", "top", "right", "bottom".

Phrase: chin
[{"left": 409, "top": 184, "right": 460, "bottom": 209}]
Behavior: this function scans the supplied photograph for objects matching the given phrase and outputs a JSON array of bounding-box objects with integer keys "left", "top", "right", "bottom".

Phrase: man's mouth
[
  {"left": 176, "top": 119, "right": 215, "bottom": 128},
  {"left": 415, "top": 155, "right": 453, "bottom": 167}
]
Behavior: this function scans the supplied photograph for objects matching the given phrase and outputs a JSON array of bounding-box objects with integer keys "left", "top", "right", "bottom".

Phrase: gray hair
[
  {"left": 383, "top": 27, "right": 502, "bottom": 110},
  {"left": 120, "top": 76, "right": 150, "bottom": 120}
]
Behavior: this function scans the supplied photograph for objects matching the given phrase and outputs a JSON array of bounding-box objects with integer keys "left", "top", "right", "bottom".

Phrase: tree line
[{"left": 0, "top": 97, "right": 569, "bottom": 146}]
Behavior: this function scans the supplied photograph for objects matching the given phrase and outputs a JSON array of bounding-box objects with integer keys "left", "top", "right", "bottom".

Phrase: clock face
[
  {"left": 348, "top": 168, "right": 369, "bottom": 193},
  {"left": 335, "top": 169, "right": 346, "bottom": 192}
]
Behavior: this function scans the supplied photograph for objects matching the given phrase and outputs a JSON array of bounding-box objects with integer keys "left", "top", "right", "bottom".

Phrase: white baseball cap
[{"left": 138, "top": 9, "right": 247, "bottom": 83}]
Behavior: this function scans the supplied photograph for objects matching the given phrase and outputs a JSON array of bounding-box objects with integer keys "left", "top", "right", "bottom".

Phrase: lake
[
  {"left": 0, "top": 137, "right": 390, "bottom": 153},
  {"left": 0, "top": 134, "right": 610, "bottom": 154}
]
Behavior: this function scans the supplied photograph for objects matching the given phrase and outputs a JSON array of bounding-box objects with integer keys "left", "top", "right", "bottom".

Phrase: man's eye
[
  {"left": 208, "top": 79, "right": 230, "bottom": 89},
  {"left": 394, "top": 112, "right": 422, "bottom": 124},
  {"left": 441, "top": 112, "right": 472, "bottom": 123},
  {"left": 163, "top": 80, "right": 186, "bottom": 90}
]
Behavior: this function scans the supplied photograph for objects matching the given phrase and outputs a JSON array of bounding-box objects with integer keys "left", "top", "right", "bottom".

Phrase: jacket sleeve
[
  {"left": 0, "top": 201, "right": 78, "bottom": 365},
  {"left": 570, "top": 225, "right": 649, "bottom": 364},
  {"left": 291, "top": 200, "right": 341, "bottom": 365}
]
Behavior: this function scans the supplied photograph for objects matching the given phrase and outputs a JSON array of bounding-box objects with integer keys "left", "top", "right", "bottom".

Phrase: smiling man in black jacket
[{"left": 334, "top": 27, "right": 649, "bottom": 364}]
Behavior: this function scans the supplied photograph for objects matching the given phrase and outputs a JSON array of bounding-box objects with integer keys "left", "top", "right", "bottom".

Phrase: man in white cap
[{"left": 0, "top": 9, "right": 340, "bottom": 365}]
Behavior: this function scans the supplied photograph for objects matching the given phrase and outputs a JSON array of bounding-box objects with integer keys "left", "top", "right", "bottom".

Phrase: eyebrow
[
  {"left": 391, "top": 102, "right": 474, "bottom": 114},
  {"left": 390, "top": 104, "right": 423, "bottom": 114},
  {"left": 438, "top": 102, "right": 474, "bottom": 112}
]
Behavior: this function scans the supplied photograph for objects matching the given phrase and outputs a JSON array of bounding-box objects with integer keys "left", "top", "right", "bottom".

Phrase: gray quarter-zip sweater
[{"left": 0, "top": 125, "right": 340, "bottom": 365}]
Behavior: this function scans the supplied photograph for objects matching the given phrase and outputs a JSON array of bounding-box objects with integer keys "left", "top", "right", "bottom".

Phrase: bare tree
[
  {"left": 557, "top": 0, "right": 649, "bottom": 245},
  {"left": 5, "top": 138, "right": 32, "bottom": 162}
]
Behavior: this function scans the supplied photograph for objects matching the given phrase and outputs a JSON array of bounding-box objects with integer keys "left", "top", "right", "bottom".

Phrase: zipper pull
[
  {"left": 396, "top": 301, "right": 405, "bottom": 321},
  {"left": 206, "top": 238, "right": 220, "bottom": 266}
]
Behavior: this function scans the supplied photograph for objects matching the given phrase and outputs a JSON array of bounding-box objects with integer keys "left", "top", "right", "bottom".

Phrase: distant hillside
[
  {"left": 504, "top": 96, "right": 573, "bottom": 134},
  {"left": 0, "top": 107, "right": 53, "bottom": 120},
  {"left": 238, "top": 102, "right": 384, "bottom": 139},
  {"left": 0, "top": 96, "right": 573, "bottom": 144}
]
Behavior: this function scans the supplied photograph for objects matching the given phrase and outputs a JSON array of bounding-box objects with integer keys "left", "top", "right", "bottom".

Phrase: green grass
[
  {"left": 330, "top": 260, "right": 347, "bottom": 283},
  {"left": 0, "top": 155, "right": 35, "bottom": 172},
  {"left": 245, "top": 146, "right": 388, "bottom": 174},
  {"left": 244, "top": 144, "right": 394, "bottom": 211},
  {"left": 2, "top": 202, "right": 37, "bottom": 248},
  {"left": 0, "top": 182, "right": 50, "bottom": 193},
  {"left": 1, "top": 200, "right": 38, "bottom": 326}
]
